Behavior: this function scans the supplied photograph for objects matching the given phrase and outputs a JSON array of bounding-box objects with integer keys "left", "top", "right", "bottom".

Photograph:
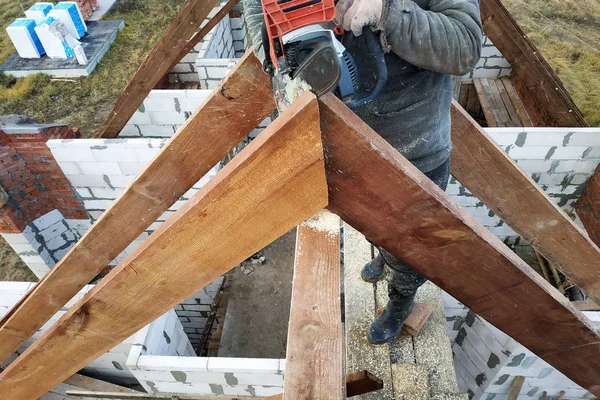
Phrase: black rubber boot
[
  {"left": 361, "top": 253, "right": 386, "bottom": 283},
  {"left": 367, "top": 290, "right": 416, "bottom": 345}
]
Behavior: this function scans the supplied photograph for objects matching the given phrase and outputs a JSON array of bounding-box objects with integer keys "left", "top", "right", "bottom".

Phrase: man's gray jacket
[{"left": 244, "top": 0, "right": 483, "bottom": 172}]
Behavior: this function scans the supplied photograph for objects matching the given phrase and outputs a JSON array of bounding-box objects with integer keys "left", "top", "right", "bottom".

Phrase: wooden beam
[
  {"left": 318, "top": 93, "right": 600, "bottom": 397},
  {"left": 284, "top": 210, "right": 344, "bottom": 399},
  {"left": 576, "top": 164, "right": 600, "bottom": 247},
  {"left": 0, "top": 92, "right": 326, "bottom": 400},
  {"left": 96, "top": 0, "right": 219, "bottom": 138},
  {"left": 480, "top": 0, "right": 587, "bottom": 127},
  {"left": 65, "top": 392, "right": 241, "bottom": 399},
  {"left": 0, "top": 51, "right": 275, "bottom": 365},
  {"left": 450, "top": 102, "right": 600, "bottom": 305},
  {"left": 507, "top": 376, "right": 525, "bottom": 400}
]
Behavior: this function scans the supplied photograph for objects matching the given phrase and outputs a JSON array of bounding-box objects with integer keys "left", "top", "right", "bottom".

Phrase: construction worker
[{"left": 244, "top": 0, "right": 483, "bottom": 344}]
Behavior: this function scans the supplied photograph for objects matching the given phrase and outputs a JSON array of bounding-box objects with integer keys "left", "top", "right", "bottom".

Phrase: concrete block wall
[
  {"left": 446, "top": 301, "right": 600, "bottom": 400},
  {"left": 168, "top": 4, "right": 238, "bottom": 84},
  {"left": 463, "top": 35, "right": 511, "bottom": 81},
  {"left": 121, "top": 89, "right": 271, "bottom": 138},
  {"left": 197, "top": 58, "right": 239, "bottom": 90},
  {"left": 0, "top": 209, "right": 87, "bottom": 278},
  {"left": 46, "top": 138, "right": 223, "bottom": 341},
  {"left": 449, "top": 127, "right": 600, "bottom": 244},
  {"left": 230, "top": 12, "right": 248, "bottom": 57},
  {"left": 0, "top": 282, "right": 140, "bottom": 385},
  {"left": 121, "top": 90, "right": 211, "bottom": 137},
  {"left": 177, "top": 276, "right": 224, "bottom": 347},
  {"left": 126, "top": 352, "right": 285, "bottom": 397}
]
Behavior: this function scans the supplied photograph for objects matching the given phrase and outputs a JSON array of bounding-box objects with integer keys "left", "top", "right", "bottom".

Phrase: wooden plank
[
  {"left": 284, "top": 210, "right": 343, "bottom": 399},
  {"left": 500, "top": 77, "right": 533, "bottom": 127},
  {"left": 64, "top": 374, "right": 135, "bottom": 393},
  {"left": 480, "top": 0, "right": 587, "bottom": 127},
  {"left": 473, "top": 79, "right": 498, "bottom": 127},
  {"left": 573, "top": 301, "right": 600, "bottom": 312},
  {"left": 483, "top": 78, "right": 512, "bottom": 126},
  {"left": 319, "top": 93, "right": 600, "bottom": 397},
  {"left": 343, "top": 224, "right": 395, "bottom": 400},
  {"left": 576, "top": 164, "right": 600, "bottom": 247},
  {"left": 96, "top": 0, "right": 219, "bottom": 138},
  {"left": 450, "top": 102, "right": 600, "bottom": 305},
  {"left": 492, "top": 79, "right": 521, "bottom": 126},
  {"left": 65, "top": 392, "right": 241, "bottom": 399},
  {"left": 507, "top": 376, "right": 525, "bottom": 400},
  {"left": 0, "top": 51, "right": 275, "bottom": 365},
  {"left": 403, "top": 303, "right": 435, "bottom": 337},
  {"left": 0, "top": 92, "right": 326, "bottom": 400}
]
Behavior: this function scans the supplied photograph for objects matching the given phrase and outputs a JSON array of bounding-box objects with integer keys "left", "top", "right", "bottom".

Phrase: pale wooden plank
[
  {"left": 96, "top": 0, "right": 219, "bottom": 138},
  {"left": 0, "top": 51, "right": 275, "bottom": 365},
  {"left": 64, "top": 374, "right": 135, "bottom": 393},
  {"left": 343, "top": 225, "right": 394, "bottom": 400},
  {"left": 500, "top": 77, "right": 533, "bottom": 127},
  {"left": 493, "top": 79, "right": 522, "bottom": 126},
  {"left": 473, "top": 79, "right": 498, "bottom": 127},
  {"left": 450, "top": 102, "right": 600, "bottom": 305},
  {"left": 507, "top": 376, "right": 525, "bottom": 400},
  {"left": 0, "top": 92, "right": 326, "bottom": 399},
  {"left": 284, "top": 210, "right": 343, "bottom": 399},
  {"left": 319, "top": 93, "right": 600, "bottom": 397},
  {"left": 483, "top": 78, "right": 512, "bottom": 126}
]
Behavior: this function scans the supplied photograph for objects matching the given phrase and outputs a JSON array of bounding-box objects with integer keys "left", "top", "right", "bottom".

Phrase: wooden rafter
[
  {"left": 450, "top": 102, "right": 600, "bottom": 304},
  {"left": 0, "top": 51, "right": 275, "bottom": 365},
  {"left": 480, "top": 0, "right": 587, "bottom": 127},
  {"left": 319, "top": 93, "right": 600, "bottom": 396},
  {"left": 96, "top": 0, "right": 219, "bottom": 138},
  {"left": 0, "top": 92, "right": 326, "bottom": 400},
  {"left": 284, "top": 210, "right": 344, "bottom": 399}
]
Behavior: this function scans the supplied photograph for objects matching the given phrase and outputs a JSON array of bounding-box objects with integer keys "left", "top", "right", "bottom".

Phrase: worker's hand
[{"left": 335, "top": 0, "right": 384, "bottom": 36}]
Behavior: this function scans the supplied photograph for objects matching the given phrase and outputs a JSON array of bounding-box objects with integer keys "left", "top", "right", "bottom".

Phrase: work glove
[{"left": 335, "top": 0, "right": 385, "bottom": 36}]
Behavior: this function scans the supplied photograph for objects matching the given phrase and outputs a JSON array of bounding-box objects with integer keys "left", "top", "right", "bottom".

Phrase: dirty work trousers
[{"left": 373, "top": 159, "right": 451, "bottom": 298}]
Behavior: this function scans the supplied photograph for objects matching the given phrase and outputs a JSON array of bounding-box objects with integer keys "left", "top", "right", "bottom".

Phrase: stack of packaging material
[
  {"left": 48, "top": 2, "right": 87, "bottom": 39},
  {"left": 24, "top": 3, "right": 54, "bottom": 24},
  {"left": 6, "top": 19, "right": 46, "bottom": 59},
  {"left": 5, "top": 2, "right": 89, "bottom": 65}
]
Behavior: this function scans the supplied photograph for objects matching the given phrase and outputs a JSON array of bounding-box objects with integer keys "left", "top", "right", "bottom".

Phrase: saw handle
[{"left": 346, "top": 28, "right": 388, "bottom": 108}]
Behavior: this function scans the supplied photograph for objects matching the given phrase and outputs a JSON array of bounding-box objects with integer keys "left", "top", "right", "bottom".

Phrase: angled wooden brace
[
  {"left": 450, "top": 103, "right": 600, "bottom": 304},
  {"left": 0, "top": 92, "right": 326, "bottom": 400},
  {"left": 319, "top": 93, "right": 600, "bottom": 396},
  {"left": 96, "top": 0, "right": 219, "bottom": 138},
  {"left": 0, "top": 51, "right": 275, "bottom": 365}
]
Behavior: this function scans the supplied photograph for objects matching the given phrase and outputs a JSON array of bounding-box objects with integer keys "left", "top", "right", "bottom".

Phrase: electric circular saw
[{"left": 260, "top": 0, "right": 387, "bottom": 109}]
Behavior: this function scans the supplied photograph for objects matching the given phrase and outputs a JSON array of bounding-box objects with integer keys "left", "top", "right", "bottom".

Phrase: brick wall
[
  {"left": 0, "top": 127, "right": 87, "bottom": 234},
  {"left": 76, "top": 0, "right": 99, "bottom": 20},
  {"left": 576, "top": 164, "right": 600, "bottom": 246}
]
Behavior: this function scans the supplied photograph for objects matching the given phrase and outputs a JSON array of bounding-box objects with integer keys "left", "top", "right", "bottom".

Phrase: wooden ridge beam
[
  {"left": 0, "top": 93, "right": 324, "bottom": 400},
  {"left": 450, "top": 102, "right": 600, "bottom": 305},
  {"left": 284, "top": 210, "right": 344, "bottom": 399},
  {"left": 96, "top": 0, "right": 219, "bottom": 138},
  {"left": 0, "top": 52, "right": 275, "bottom": 365},
  {"left": 480, "top": 0, "right": 587, "bottom": 127},
  {"left": 319, "top": 93, "right": 600, "bottom": 396}
]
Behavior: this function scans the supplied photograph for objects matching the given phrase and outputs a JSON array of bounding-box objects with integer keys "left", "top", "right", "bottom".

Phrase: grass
[
  {"left": 0, "top": 0, "right": 186, "bottom": 137},
  {"left": 0, "top": 237, "right": 37, "bottom": 282},
  {"left": 502, "top": 0, "right": 600, "bottom": 126}
]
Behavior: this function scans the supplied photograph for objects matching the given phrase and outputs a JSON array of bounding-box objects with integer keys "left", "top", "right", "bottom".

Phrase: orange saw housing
[{"left": 261, "top": 0, "right": 336, "bottom": 69}]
